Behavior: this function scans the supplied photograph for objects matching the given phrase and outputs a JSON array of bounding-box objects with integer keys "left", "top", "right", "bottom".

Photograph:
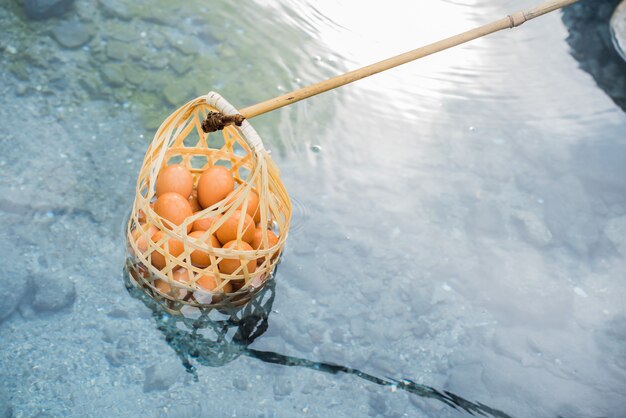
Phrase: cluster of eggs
[{"left": 131, "top": 164, "right": 279, "bottom": 297}]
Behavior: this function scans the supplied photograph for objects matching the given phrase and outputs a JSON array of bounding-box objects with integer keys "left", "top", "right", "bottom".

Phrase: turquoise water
[{"left": 1, "top": 0, "right": 626, "bottom": 416}]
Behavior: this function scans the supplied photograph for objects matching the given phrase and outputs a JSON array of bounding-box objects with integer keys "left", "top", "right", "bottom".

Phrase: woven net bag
[
  {"left": 123, "top": 268, "right": 276, "bottom": 369},
  {"left": 126, "top": 92, "right": 291, "bottom": 314}
]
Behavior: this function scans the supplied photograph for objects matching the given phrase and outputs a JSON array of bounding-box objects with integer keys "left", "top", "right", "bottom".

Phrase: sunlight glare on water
[{"left": 258, "top": 0, "right": 487, "bottom": 120}]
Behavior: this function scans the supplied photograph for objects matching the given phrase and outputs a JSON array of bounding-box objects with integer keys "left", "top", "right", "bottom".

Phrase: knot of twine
[{"left": 201, "top": 111, "right": 246, "bottom": 133}]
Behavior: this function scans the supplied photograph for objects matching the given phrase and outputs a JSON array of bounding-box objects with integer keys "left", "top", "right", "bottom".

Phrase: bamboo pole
[{"left": 202, "top": 0, "right": 579, "bottom": 132}]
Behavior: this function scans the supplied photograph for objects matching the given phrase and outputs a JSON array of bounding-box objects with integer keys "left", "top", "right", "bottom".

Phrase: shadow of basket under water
[
  {"left": 123, "top": 263, "right": 276, "bottom": 373},
  {"left": 124, "top": 263, "right": 513, "bottom": 417}
]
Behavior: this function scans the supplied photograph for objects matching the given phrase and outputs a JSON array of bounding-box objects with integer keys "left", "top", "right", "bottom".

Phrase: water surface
[{"left": 1, "top": 0, "right": 625, "bottom": 417}]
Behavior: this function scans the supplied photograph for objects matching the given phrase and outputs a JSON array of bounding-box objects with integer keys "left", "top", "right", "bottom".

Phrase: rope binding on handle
[{"left": 202, "top": 112, "right": 245, "bottom": 133}]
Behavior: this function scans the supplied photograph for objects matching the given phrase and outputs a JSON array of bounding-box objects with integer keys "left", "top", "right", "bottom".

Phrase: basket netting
[
  {"left": 123, "top": 264, "right": 276, "bottom": 369},
  {"left": 126, "top": 92, "right": 291, "bottom": 312}
]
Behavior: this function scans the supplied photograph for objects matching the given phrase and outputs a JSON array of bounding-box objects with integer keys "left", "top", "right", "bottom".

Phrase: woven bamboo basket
[{"left": 126, "top": 92, "right": 291, "bottom": 314}]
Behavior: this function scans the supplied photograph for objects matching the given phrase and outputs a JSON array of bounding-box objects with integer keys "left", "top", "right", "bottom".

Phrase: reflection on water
[
  {"left": 563, "top": 0, "right": 626, "bottom": 111},
  {"left": 247, "top": 349, "right": 513, "bottom": 418},
  {"left": 125, "top": 268, "right": 512, "bottom": 417}
]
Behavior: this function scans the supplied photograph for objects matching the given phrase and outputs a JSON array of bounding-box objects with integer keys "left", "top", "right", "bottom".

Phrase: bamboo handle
[{"left": 202, "top": 0, "right": 579, "bottom": 131}]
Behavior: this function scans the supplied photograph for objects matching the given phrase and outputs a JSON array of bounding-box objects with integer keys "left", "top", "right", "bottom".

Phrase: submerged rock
[
  {"left": 0, "top": 391, "right": 12, "bottom": 418},
  {"left": 604, "top": 215, "right": 626, "bottom": 254},
  {"left": 23, "top": 0, "right": 74, "bottom": 20},
  {"left": 465, "top": 200, "right": 505, "bottom": 238},
  {"left": 596, "top": 315, "right": 626, "bottom": 375},
  {"left": 543, "top": 175, "right": 598, "bottom": 254},
  {"left": 512, "top": 210, "right": 552, "bottom": 247},
  {"left": 143, "top": 359, "right": 184, "bottom": 392},
  {"left": 51, "top": 21, "right": 94, "bottom": 49},
  {"left": 104, "top": 336, "right": 135, "bottom": 367},
  {"left": 106, "top": 40, "right": 129, "bottom": 61},
  {"left": 108, "top": 27, "right": 140, "bottom": 44},
  {"left": 121, "top": 64, "right": 145, "bottom": 86},
  {"left": 232, "top": 376, "right": 249, "bottom": 391},
  {"left": 78, "top": 73, "right": 102, "bottom": 96},
  {"left": 163, "top": 80, "right": 194, "bottom": 106},
  {"left": 100, "top": 63, "right": 125, "bottom": 87},
  {"left": 167, "top": 34, "right": 201, "bottom": 56},
  {"left": 8, "top": 60, "right": 29, "bottom": 81},
  {"left": 170, "top": 58, "right": 193, "bottom": 75},
  {"left": 32, "top": 274, "right": 76, "bottom": 312},
  {"left": 0, "top": 266, "right": 29, "bottom": 323},
  {"left": 368, "top": 393, "right": 389, "bottom": 416},
  {"left": 273, "top": 377, "right": 293, "bottom": 399},
  {"left": 99, "top": 0, "right": 132, "bottom": 21}
]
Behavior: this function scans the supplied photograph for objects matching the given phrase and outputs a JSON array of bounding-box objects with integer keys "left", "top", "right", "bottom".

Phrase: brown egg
[
  {"left": 188, "top": 230, "right": 220, "bottom": 267},
  {"left": 250, "top": 228, "right": 279, "bottom": 250},
  {"left": 225, "top": 189, "right": 261, "bottom": 223},
  {"left": 219, "top": 240, "right": 256, "bottom": 274},
  {"left": 247, "top": 190, "right": 261, "bottom": 223},
  {"left": 154, "top": 268, "right": 189, "bottom": 295},
  {"left": 249, "top": 272, "right": 268, "bottom": 288},
  {"left": 155, "top": 279, "right": 172, "bottom": 294},
  {"left": 130, "top": 263, "right": 149, "bottom": 283},
  {"left": 251, "top": 228, "right": 280, "bottom": 266},
  {"left": 156, "top": 164, "right": 193, "bottom": 198},
  {"left": 154, "top": 192, "right": 193, "bottom": 232},
  {"left": 172, "top": 267, "right": 191, "bottom": 284},
  {"left": 215, "top": 210, "right": 255, "bottom": 245},
  {"left": 132, "top": 224, "right": 158, "bottom": 253},
  {"left": 192, "top": 213, "right": 216, "bottom": 232},
  {"left": 230, "top": 280, "right": 244, "bottom": 292},
  {"left": 196, "top": 273, "right": 232, "bottom": 293},
  {"left": 197, "top": 166, "right": 234, "bottom": 209},
  {"left": 137, "top": 202, "right": 155, "bottom": 224},
  {"left": 150, "top": 230, "right": 184, "bottom": 270},
  {"left": 188, "top": 190, "right": 201, "bottom": 212}
]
